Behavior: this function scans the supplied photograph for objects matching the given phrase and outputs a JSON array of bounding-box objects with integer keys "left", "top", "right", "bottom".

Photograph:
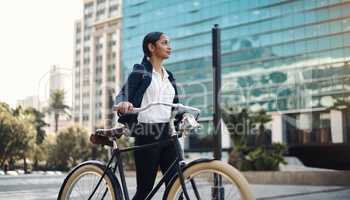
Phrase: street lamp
[{"left": 212, "top": 24, "right": 224, "bottom": 200}]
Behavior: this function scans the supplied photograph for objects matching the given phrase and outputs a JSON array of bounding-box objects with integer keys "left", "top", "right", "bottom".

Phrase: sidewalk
[
  {"left": 243, "top": 157, "right": 350, "bottom": 186},
  {"left": 1, "top": 174, "right": 349, "bottom": 200},
  {"left": 124, "top": 157, "right": 350, "bottom": 186},
  {"left": 252, "top": 184, "right": 350, "bottom": 200}
]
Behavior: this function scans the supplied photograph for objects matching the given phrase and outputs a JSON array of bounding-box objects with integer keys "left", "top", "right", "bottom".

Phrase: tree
[
  {"left": 21, "top": 107, "right": 48, "bottom": 170},
  {"left": 0, "top": 103, "right": 19, "bottom": 166},
  {"left": 250, "top": 109, "right": 272, "bottom": 145},
  {"left": 24, "top": 107, "right": 48, "bottom": 144},
  {"left": 48, "top": 125, "right": 90, "bottom": 171},
  {"left": 0, "top": 104, "right": 36, "bottom": 172},
  {"left": 222, "top": 105, "right": 285, "bottom": 171},
  {"left": 222, "top": 107, "right": 253, "bottom": 148},
  {"left": 12, "top": 106, "right": 36, "bottom": 173},
  {"left": 47, "top": 89, "right": 70, "bottom": 133},
  {"left": 43, "top": 133, "right": 57, "bottom": 170}
]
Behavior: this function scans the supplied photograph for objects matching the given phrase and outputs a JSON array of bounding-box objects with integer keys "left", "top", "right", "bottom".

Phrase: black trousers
[{"left": 132, "top": 123, "right": 183, "bottom": 200}]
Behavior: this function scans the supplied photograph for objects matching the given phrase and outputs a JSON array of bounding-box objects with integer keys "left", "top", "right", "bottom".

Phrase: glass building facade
[{"left": 122, "top": 0, "right": 350, "bottom": 147}]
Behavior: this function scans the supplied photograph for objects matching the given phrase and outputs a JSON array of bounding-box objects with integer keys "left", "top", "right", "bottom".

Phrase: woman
[{"left": 114, "top": 32, "right": 183, "bottom": 200}]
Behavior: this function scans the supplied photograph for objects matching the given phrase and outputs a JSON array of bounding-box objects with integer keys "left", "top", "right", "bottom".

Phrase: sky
[{"left": 0, "top": 0, "right": 82, "bottom": 108}]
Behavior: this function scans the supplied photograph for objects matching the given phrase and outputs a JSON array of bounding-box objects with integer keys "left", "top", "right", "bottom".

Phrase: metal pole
[
  {"left": 212, "top": 24, "right": 224, "bottom": 200},
  {"left": 107, "top": 91, "right": 114, "bottom": 160},
  {"left": 212, "top": 24, "right": 222, "bottom": 160}
]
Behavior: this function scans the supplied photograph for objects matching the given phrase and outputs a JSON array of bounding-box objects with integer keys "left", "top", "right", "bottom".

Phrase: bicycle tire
[
  {"left": 165, "top": 160, "right": 254, "bottom": 200},
  {"left": 58, "top": 161, "right": 122, "bottom": 200}
]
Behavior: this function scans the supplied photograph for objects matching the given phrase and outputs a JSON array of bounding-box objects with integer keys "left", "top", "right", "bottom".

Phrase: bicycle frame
[{"left": 88, "top": 134, "right": 192, "bottom": 200}]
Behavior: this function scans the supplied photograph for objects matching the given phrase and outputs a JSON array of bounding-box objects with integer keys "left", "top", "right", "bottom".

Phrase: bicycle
[{"left": 58, "top": 103, "right": 254, "bottom": 200}]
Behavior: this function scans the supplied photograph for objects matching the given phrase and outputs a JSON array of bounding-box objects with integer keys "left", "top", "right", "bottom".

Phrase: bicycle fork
[{"left": 174, "top": 138, "right": 191, "bottom": 200}]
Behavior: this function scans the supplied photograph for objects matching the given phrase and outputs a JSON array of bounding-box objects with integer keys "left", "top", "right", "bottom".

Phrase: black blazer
[{"left": 115, "top": 58, "right": 181, "bottom": 133}]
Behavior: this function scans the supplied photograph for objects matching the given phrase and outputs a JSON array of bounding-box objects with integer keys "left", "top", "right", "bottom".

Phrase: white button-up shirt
[{"left": 137, "top": 67, "right": 175, "bottom": 123}]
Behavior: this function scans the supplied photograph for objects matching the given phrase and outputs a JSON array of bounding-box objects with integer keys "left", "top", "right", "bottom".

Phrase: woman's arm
[{"left": 115, "top": 64, "right": 145, "bottom": 114}]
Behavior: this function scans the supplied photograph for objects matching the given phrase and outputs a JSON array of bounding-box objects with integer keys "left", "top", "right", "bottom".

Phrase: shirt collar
[{"left": 153, "top": 67, "right": 169, "bottom": 79}]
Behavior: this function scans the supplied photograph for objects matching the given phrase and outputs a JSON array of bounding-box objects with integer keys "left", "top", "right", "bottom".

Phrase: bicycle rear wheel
[
  {"left": 58, "top": 161, "right": 121, "bottom": 200},
  {"left": 165, "top": 160, "right": 254, "bottom": 200}
]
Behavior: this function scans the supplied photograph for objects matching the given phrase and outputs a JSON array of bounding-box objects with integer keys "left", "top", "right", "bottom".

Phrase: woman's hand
[{"left": 114, "top": 101, "right": 134, "bottom": 113}]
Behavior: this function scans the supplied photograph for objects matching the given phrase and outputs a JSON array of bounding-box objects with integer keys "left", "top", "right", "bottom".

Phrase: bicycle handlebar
[
  {"left": 116, "top": 102, "right": 200, "bottom": 114},
  {"left": 92, "top": 103, "right": 200, "bottom": 145}
]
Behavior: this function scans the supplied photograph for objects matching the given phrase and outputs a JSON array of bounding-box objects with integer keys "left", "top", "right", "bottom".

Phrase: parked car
[{"left": 6, "top": 171, "right": 18, "bottom": 176}]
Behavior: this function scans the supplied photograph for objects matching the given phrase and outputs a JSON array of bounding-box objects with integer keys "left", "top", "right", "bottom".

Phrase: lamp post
[{"left": 212, "top": 24, "right": 224, "bottom": 200}]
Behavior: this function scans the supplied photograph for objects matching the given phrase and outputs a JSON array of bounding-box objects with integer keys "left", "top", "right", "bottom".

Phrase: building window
[
  {"left": 75, "top": 60, "right": 80, "bottom": 67},
  {"left": 109, "top": 0, "right": 117, "bottom": 5},
  {"left": 84, "top": 35, "right": 91, "bottom": 42},
  {"left": 83, "top": 58, "right": 90, "bottom": 65},
  {"left": 83, "top": 115, "right": 89, "bottom": 121},
  {"left": 84, "top": 3, "right": 94, "bottom": 15},
  {"left": 96, "top": 9, "right": 106, "bottom": 21},
  {"left": 109, "top": 4, "right": 118, "bottom": 16},
  {"left": 76, "top": 26, "right": 81, "bottom": 33},
  {"left": 84, "top": 12, "right": 93, "bottom": 19},
  {"left": 83, "top": 46, "right": 90, "bottom": 53}
]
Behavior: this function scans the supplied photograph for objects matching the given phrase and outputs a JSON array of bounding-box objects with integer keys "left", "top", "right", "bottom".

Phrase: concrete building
[
  {"left": 73, "top": 0, "right": 122, "bottom": 132},
  {"left": 16, "top": 96, "right": 40, "bottom": 110},
  {"left": 122, "top": 0, "right": 350, "bottom": 150}
]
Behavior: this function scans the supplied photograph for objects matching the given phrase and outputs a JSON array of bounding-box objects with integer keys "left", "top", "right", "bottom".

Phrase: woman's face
[{"left": 150, "top": 34, "right": 171, "bottom": 59}]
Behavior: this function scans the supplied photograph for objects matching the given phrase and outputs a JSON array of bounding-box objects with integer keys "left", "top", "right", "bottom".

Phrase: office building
[
  {"left": 73, "top": 0, "right": 122, "bottom": 132},
  {"left": 122, "top": 0, "right": 350, "bottom": 149}
]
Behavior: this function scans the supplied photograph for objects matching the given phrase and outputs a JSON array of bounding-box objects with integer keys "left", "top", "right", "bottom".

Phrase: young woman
[{"left": 114, "top": 32, "right": 183, "bottom": 200}]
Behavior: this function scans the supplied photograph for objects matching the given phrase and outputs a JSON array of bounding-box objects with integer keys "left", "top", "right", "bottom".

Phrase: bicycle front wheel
[
  {"left": 58, "top": 161, "right": 121, "bottom": 200},
  {"left": 166, "top": 160, "right": 254, "bottom": 200}
]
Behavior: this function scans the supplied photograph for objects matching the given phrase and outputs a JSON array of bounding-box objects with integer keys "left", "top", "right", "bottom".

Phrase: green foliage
[
  {"left": 47, "top": 125, "right": 90, "bottom": 171},
  {"left": 237, "top": 76, "right": 255, "bottom": 88},
  {"left": 0, "top": 99, "right": 134, "bottom": 171},
  {"left": 0, "top": 103, "right": 36, "bottom": 170},
  {"left": 223, "top": 105, "right": 286, "bottom": 171},
  {"left": 229, "top": 143, "right": 287, "bottom": 171},
  {"left": 269, "top": 71, "right": 287, "bottom": 83},
  {"left": 222, "top": 106, "right": 272, "bottom": 146},
  {"left": 250, "top": 109, "right": 272, "bottom": 137},
  {"left": 222, "top": 107, "right": 252, "bottom": 138},
  {"left": 24, "top": 107, "right": 48, "bottom": 144},
  {"left": 47, "top": 89, "right": 70, "bottom": 133}
]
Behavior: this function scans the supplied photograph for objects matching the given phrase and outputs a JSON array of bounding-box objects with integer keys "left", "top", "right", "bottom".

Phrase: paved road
[{"left": 0, "top": 174, "right": 350, "bottom": 199}]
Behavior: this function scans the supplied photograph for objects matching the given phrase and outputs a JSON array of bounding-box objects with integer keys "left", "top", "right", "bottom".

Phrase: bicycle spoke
[
  {"left": 95, "top": 182, "right": 105, "bottom": 199},
  {"left": 65, "top": 172, "right": 113, "bottom": 200},
  {"left": 74, "top": 180, "right": 86, "bottom": 199},
  {"left": 174, "top": 170, "right": 243, "bottom": 200},
  {"left": 190, "top": 178, "right": 201, "bottom": 200},
  {"left": 88, "top": 174, "right": 95, "bottom": 197}
]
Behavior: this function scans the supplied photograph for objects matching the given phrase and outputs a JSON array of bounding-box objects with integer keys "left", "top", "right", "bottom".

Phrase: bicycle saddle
[{"left": 90, "top": 127, "right": 126, "bottom": 146}]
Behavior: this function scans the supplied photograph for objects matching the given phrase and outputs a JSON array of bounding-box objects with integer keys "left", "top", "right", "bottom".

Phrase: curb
[{"left": 243, "top": 171, "right": 350, "bottom": 186}]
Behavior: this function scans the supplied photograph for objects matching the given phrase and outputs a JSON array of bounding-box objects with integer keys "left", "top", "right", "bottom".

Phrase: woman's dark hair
[{"left": 142, "top": 32, "right": 164, "bottom": 58}]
